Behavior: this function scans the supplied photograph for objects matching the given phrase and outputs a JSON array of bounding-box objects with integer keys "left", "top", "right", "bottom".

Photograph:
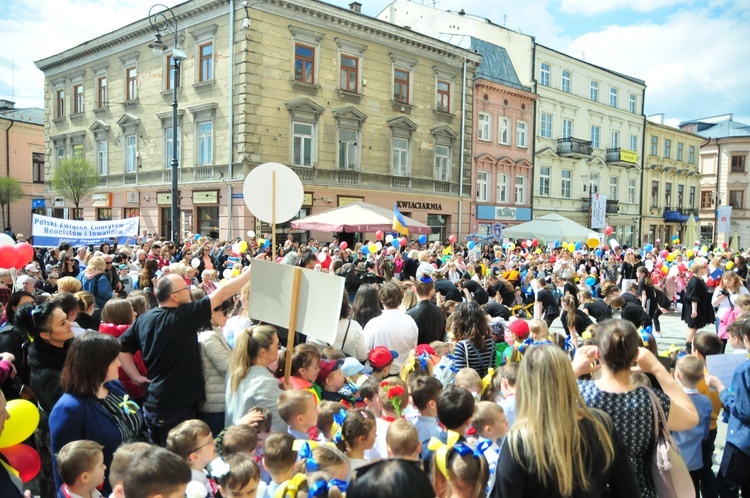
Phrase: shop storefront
[{"left": 474, "top": 204, "right": 532, "bottom": 238}]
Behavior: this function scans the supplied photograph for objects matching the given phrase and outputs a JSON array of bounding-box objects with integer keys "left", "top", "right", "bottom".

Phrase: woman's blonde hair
[
  {"left": 87, "top": 256, "right": 106, "bottom": 272},
  {"left": 399, "top": 287, "right": 417, "bottom": 312},
  {"left": 507, "top": 344, "right": 614, "bottom": 496},
  {"left": 723, "top": 271, "right": 744, "bottom": 290},
  {"left": 228, "top": 325, "right": 277, "bottom": 394},
  {"left": 57, "top": 276, "right": 82, "bottom": 293},
  {"left": 562, "top": 295, "right": 577, "bottom": 333},
  {"left": 75, "top": 291, "right": 96, "bottom": 312}
]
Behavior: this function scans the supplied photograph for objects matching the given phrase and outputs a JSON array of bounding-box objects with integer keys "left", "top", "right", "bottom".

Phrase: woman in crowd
[
  {"left": 617, "top": 250, "right": 637, "bottom": 293},
  {"left": 59, "top": 252, "right": 80, "bottom": 278},
  {"left": 493, "top": 344, "right": 638, "bottom": 497},
  {"left": 534, "top": 277, "right": 560, "bottom": 327},
  {"left": 712, "top": 271, "right": 749, "bottom": 348},
  {"left": 225, "top": 325, "right": 286, "bottom": 432},
  {"left": 16, "top": 301, "right": 74, "bottom": 498},
  {"left": 76, "top": 255, "right": 113, "bottom": 310},
  {"left": 198, "top": 297, "right": 234, "bottom": 436},
  {"left": 308, "top": 288, "right": 367, "bottom": 362},
  {"left": 636, "top": 265, "right": 659, "bottom": 331},
  {"left": 195, "top": 242, "right": 220, "bottom": 276},
  {"left": 451, "top": 301, "right": 495, "bottom": 377},
  {"left": 223, "top": 281, "right": 253, "bottom": 349},
  {"left": 74, "top": 290, "right": 101, "bottom": 331},
  {"left": 50, "top": 331, "right": 145, "bottom": 495},
  {"left": 56, "top": 276, "right": 82, "bottom": 294},
  {"left": 560, "top": 294, "right": 593, "bottom": 349},
  {"left": 350, "top": 284, "right": 382, "bottom": 329},
  {"left": 138, "top": 259, "right": 159, "bottom": 309},
  {"left": 51, "top": 292, "right": 85, "bottom": 336},
  {"left": 0, "top": 291, "right": 35, "bottom": 400},
  {"left": 682, "top": 262, "right": 715, "bottom": 353},
  {"left": 578, "top": 319, "right": 699, "bottom": 498}
]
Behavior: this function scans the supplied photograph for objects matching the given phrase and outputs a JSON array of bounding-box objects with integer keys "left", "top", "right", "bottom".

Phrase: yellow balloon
[
  {"left": 686, "top": 249, "right": 694, "bottom": 258},
  {"left": 673, "top": 239, "right": 680, "bottom": 245},
  {"left": 239, "top": 241, "right": 248, "bottom": 253},
  {"left": 258, "top": 238, "right": 265, "bottom": 246},
  {"left": 666, "top": 254, "right": 675, "bottom": 262},
  {"left": 726, "top": 261, "right": 735, "bottom": 270},
  {"left": 701, "top": 245, "right": 709, "bottom": 252},
  {"left": 535, "top": 248, "right": 542, "bottom": 254},
  {"left": 0, "top": 399, "right": 40, "bottom": 448},
  {"left": 368, "top": 244, "right": 377, "bottom": 253},
  {"left": 508, "top": 243, "right": 515, "bottom": 250},
  {"left": 232, "top": 268, "right": 241, "bottom": 277},
  {"left": 661, "top": 265, "right": 669, "bottom": 274}
]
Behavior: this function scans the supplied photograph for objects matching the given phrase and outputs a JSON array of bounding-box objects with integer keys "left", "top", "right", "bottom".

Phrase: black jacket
[
  {"left": 27, "top": 338, "right": 70, "bottom": 427},
  {"left": 406, "top": 299, "right": 446, "bottom": 344}
]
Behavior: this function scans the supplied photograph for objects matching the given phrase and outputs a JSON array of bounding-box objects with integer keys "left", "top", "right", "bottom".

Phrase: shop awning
[{"left": 291, "top": 201, "right": 432, "bottom": 234}]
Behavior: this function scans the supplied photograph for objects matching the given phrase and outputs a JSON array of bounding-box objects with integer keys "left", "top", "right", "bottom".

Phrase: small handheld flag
[{"left": 393, "top": 203, "right": 409, "bottom": 236}]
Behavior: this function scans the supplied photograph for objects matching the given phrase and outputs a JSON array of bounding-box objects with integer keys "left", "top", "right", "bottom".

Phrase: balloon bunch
[
  {"left": 0, "top": 234, "right": 35, "bottom": 270},
  {"left": 0, "top": 400, "right": 42, "bottom": 483}
]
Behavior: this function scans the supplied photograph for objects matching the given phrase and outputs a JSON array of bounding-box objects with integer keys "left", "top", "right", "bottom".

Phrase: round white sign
[{"left": 243, "top": 163, "right": 304, "bottom": 223}]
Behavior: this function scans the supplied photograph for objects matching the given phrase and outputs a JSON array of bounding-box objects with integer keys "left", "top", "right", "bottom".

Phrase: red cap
[
  {"left": 367, "top": 346, "right": 399, "bottom": 369},
  {"left": 315, "top": 359, "right": 344, "bottom": 385},
  {"left": 508, "top": 319, "right": 530, "bottom": 339},
  {"left": 415, "top": 344, "right": 436, "bottom": 356}
]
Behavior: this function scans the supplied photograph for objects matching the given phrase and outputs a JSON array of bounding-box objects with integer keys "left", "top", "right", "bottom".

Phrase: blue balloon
[
  {"left": 264, "top": 239, "right": 270, "bottom": 248},
  {"left": 194, "top": 234, "right": 201, "bottom": 241},
  {"left": 554, "top": 241, "right": 560, "bottom": 248},
  {"left": 585, "top": 276, "right": 596, "bottom": 286},
  {"left": 391, "top": 239, "right": 400, "bottom": 248},
  {"left": 361, "top": 246, "right": 370, "bottom": 255},
  {"left": 574, "top": 242, "right": 582, "bottom": 251},
  {"left": 467, "top": 241, "right": 476, "bottom": 250},
  {"left": 419, "top": 235, "right": 427, "bottom": 244},
  {"left": 644, "top": 244, "right": 653, "bottom": 253},
  {"left": 595, "top": 249, "right": 603, "bottom": 257}
]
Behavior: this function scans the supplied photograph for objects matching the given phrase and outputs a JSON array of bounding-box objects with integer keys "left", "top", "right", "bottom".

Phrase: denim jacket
[{"left": 720, "top": 359, "right": 750, "bottom": 456}]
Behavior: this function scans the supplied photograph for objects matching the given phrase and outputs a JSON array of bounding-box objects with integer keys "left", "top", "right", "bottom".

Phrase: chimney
[
  {"left": 0, "top": 100, "right": 15, "bottom": 110},
  {"left": 349, "top": 2, "right": 361, "bottom": 12}
]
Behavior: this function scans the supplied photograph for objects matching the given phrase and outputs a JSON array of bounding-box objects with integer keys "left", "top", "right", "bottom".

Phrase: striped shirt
[
  {"left": 98, "top": 389, "right": 143, "bottom": 444},
  {"left": 453, "top": 338, "right": 495, "bottom": 377}
]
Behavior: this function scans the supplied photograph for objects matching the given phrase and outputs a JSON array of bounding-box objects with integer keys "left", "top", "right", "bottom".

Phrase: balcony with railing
[
  {"left": 580, "top": 198, "right": 620, "bottom": 214},
  {"left": 605, "top": 147, "right": 638, "bottom": 166},
  {"left": 557, "top": 137, "right": 593, "bottom": 158}
]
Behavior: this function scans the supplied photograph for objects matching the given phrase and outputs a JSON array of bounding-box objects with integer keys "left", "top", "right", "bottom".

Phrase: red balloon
[
  {"left": 339, "top": 241, "right": 348, "bottom": 251},
  {"left": 375, "top": 230, "right": 384, "bottom": 240},
  {"left": 707, "top": 277, "right": 715, "bottom": 287},
  {"left": 605, "top": 226, "right": 613, "bottom": 236},
  {"left": 399, "top": 237, "right": 407, "bottom": 247},
  {"left": 532, "top": 239, "right": 539, "bottom": 247},
  {"left": 15, "top": 243, "right": 34, "bottom": 267},
  {"left": 448, "top": 235, "right": 457, "bottom": 244},
  {"left": 602, "top": 245, "right": 609, "bottom": 251},
  {"left": 0, "top": 245, "right": 18, "bottom": 269},
  {"left": 723, "top": 242, "right": 728, "bottom": 248},
  {"left": 0, "top": 444, "right": 41, "bottom": 483},
  {"left": 677, "top": 263, "right": 686, "bottom": 272}
]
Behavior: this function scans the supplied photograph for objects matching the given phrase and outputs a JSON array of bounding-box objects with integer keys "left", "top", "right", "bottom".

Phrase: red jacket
[{"left": 99, "top": 322, "right": 148, "bottom": 401}]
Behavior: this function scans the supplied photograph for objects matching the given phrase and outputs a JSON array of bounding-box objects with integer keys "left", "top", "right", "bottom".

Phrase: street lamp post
[{"left": 149, "top": 4, "right": 185, "bottom": 243}]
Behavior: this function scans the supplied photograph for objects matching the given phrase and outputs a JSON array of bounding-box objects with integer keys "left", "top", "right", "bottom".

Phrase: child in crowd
[
  {"left": 109, "top": 442, "right": 153, "bottom": 498},
  {"left": 471, "top": 402, "right": 508, "bottom": 494},
  {"left": 295, "top": 444, "right": 350, "bottom": 482},
  {"left": 528, "top": 318, "right": 550, "bottom": 343},
  {"left": 260, "top": 433, "right": 296, "bottom": 498},
  {"left": 728, "top": 320, "right": 748, "bottom": 355},
  {"left": 386, "top": 419, "right": 421, "bottom": 460},
  {"left": 410, "top": 376, "right": 444, "bottom": 459},
  {"left": 213, "top": 453, "right": 261, "bottom": 498},
  {"left": 430, "top": 441, "right": 489, "bottom": 498},
  {"left": 370, "top": 378, "right": 410, "bottom": 459},
  {"left": 498, "top": 363, "right": 518, "bottom": 427},
  {"left": 336, "top": 408, "right": 377, "bottom": 473},
  {"left": 317, "top": 402, "right": 347, "bottom": 442},
  {"left": 278, "top": 390, "right": 319, "bottom": 441},
  {"left": 122, "top": 446, "right": 191, "bottom": 498},
  {"left": 454, "top": 368, "right": 483, "bottom": 401},
  {"left": 430, "top": 341, "right": 450, "bottom": 359},
  {"left": 480, "top": 368, "right": 503, "bottom": 404},
  {"left": 367, "top": 346, "right": 398, "bottom": 381},
  {"left": 166, "top": 420, "right": 218, "bottom": 497},
  {"left": 358, "top": 378, "right": 382, "bottom": 417},
  {"left": 219, "top": 425, "right": 258, "bottom": 458},
  {"left": 693, "top": 331, "right": 724, "bottom": 496},
  {"left": 57, "top": 440, "right": 106, "bottom": 498},
  {"left": 317, "top": 359, "right": 350, "bottom": 405},
  {"left": 672, "top": 355, "right": 713, "bottom": 496},
  {"left": 283, "top": 344, "right": 323, "bottom": 403},
  {"left": 422, "top": 386, "right": 476, "bottom": 476},
  {"left": 503, "top": 320, "right": 531, "bottom": 364}
]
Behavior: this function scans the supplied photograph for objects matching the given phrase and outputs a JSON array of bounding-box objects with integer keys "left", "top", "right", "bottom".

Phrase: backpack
[{"left": 655, "top": 288, "right": 672, "bottom": 311}]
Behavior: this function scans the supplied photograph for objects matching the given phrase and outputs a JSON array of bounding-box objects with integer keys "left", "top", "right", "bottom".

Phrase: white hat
[{"left": 25, "top": 264, "right": 39, "bottom": 273}]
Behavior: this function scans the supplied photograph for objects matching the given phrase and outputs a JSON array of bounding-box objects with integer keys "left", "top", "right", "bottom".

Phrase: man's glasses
[
  {"left": 171, "top": 287, "right": 189, "bottom": 296},
  {"left": 189, "top": 436, "right": 215, "bottom": 454}
]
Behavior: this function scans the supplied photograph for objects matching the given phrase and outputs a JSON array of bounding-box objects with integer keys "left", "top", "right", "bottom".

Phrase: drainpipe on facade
[
  {"left": 713, "top": 137, "right": 721, "bottom": 245},
  {"left": 638, "top": 86, "right": 647, "bottom": 245},
  {"left": 226, "top": 0, "right": 236, "bottom": 240},
  {"left": 529, "top": 37, "right": 537, "bottom": 221},
  {"left": 457, "top": 58, "right": 467, "bottom": 240},
  {"left": 4, "top": 119, "right": 14, "bottom": 228}
]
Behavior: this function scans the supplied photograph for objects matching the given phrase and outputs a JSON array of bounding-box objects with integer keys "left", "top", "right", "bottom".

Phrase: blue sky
[{"left": 1, "top": 0, "right": 747, "bottom": 126}]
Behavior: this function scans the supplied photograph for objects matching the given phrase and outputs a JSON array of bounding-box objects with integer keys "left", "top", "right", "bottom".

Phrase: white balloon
[
  {"left": 375, "top": 242, "right": 383, "bottom": 251},
  {"left": 191, "top": 258, "right": 200, "bottom": 268},
  {"left": 0, "top": 234, "right": 14, "bottom": 246},
  {"left": 385, "top": 234, "right": 394, "bottom": 243},
  {"left": 223, "top": 268, "right": 233, "bottom": 279},
  {"left": 247, "top": 230, "right": 256, "bottom": 238}
]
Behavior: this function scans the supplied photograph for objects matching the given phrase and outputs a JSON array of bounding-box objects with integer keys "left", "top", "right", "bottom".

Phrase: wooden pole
[
  {"left": 283, "top": 266, "right": 302, "bottom": 384},
  {"left": 272, "top": 170, "right": 277, "bottom": 262}
]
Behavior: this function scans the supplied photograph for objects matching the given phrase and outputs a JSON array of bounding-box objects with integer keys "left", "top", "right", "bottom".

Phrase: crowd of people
[{"left": 0, "top": 228, "right": 750, "bottom": 498}]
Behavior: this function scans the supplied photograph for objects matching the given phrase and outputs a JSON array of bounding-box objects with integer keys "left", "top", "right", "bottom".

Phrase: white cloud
[{"left": 559, "top": 0, "right": 687, "bottom": 15}]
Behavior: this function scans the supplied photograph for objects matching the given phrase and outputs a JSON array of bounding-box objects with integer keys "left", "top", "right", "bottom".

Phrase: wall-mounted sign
[
  {"left": 125, "top": 191, "right": 139, "bottom": 205},
  {"left": 338, "top": 196, "right": 364, "bottom": 207},
  {"left": 620, "top": 149, "right": 638, "bottom": 164},
  {"left": 54, "top": 197, "right": 65, "bottom": 207},
  {"left": 193, "top": 191, "right": 218, "bottom": 204},
  {"left": 303, "top": 193, "right": 313, "bottom": 206},
  {"left": 157, "top": 193, "right": 172, "bottom": 205},
  {"left": 397, "top": 201, "right": 443, "bottom": 210},
  {"left": 92, "top": 193, "right": 112, "bottom": 207},
  {"left": 494, "top": 206, "right": 516, "bottom": 219}
]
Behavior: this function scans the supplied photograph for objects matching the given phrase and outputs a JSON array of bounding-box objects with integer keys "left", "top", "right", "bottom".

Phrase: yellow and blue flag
[{"left": 393, "top": 203, "right": 409, "bottom": 236}]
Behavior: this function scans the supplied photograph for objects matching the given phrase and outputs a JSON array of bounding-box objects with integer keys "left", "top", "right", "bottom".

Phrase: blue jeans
[
  {"left": 198, "top": 410, "right": 226, "bottom": 438},
  {"left": 143, "top": 404, "right": 197, "bottom": 446}
]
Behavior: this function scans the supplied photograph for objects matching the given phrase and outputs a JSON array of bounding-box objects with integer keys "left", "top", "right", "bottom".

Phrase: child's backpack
[{"left": 433, "top": 354, "right": 457, "bottom": 387}]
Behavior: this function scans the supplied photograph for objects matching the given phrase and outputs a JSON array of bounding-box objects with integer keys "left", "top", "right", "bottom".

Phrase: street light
[{"left": 149, "top": 4, "right": 185, "bottom": 242}]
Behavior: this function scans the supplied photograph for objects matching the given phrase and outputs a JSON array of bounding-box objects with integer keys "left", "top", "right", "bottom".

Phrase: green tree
[
  {"left": 50, "top": 157, "right": 99, "bottom": 214},
  {"left": 0, "top": 176, "right": 24, "bottom": 229}
]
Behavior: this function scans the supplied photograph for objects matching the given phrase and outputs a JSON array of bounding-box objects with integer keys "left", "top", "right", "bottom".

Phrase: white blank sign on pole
[{"left": 248, "top": 259, "right": 344, "bottom": 344}]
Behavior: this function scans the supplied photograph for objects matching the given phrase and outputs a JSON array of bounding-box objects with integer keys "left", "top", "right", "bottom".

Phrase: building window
[
  {"left": 731, "top": 155, "right": 746, "bottom": 172},
  {"left": 125, "top": 135, "right": 137, "bottom": 173},
  {"left": 689, "top": 145, "right": 696, "bottom": 164},
  {"left": 166, "top": 55, "right": 180, "bottom": 90},
  {"left": 199, "top": 43, "right": 214, "bottom": 82},
  {"left": 56, "top": 146, "right": 65, "bottom": 166},
  {"left": 664, "top": 139, "right": 672, "bottom": 159},
  {"left": 515, "top": 176, "right": 525, "bottom": 204},
  {"left": 609, "top": 87, "right": 618, "bottom": 108},
  {"left": 561, "top": 170, "right": 572, "bottom": 198},
  {"left": 435, "top": 145, "right": 451, "bottom": 182},
  {"left": 340, "top": 54, "right": 359, "bottom": 93},
  {"left": 32, "top": 152, "right": 45, "bottom": 183},
  {"left": 97, "top": 76, "right": 107, "bottom": 108},
  {"left": 393, "top": 68, "right": 410, "bottom": 104},
  {"left": 651, "top": 181, "right": 659, "bottom": 207},
  {"left": 73, "top": 84, "right": 83, "bottom": 114},
  {"left": 56, "top": 89, "right": 65, "bottom": 118},
  {"left": 650, "top": 136, "right": 658, "bottom": 156},
  {"left": 477, "top": 112, "right": 491, "bottom": 142},
  {"left": 124, "top": 208, "right": 140, "bottom": 219},
  {"left": 540, "top": 112, "right": 552, "bottom": 138},
  {"left": 165, "top": 126, "right": 181, "bottom": 167},
  {"left": 539, "top": 167, "right": 550, "bottom": 196},
  {"left": 590, "top": 125, "right": 600, "bottom": 148},
  {"left": 497, "top": 173, "right": 508, "bottom": 203},
  {"left": 338, "top": 129, "right": 358, "bottom": 170},
  {"left": 561, "top": 70, "right": 570, "bottom": 93},
  {"left": 629, "top": 134, "right": 637, "bottom": 152},
  {"left": 540, "top": 63, "right": 550, "bottom": 87},
  {"left": 97, "top": 140, "right": 107, "bottom": 176},
  {"left": 676, "top": 142, "right": 684, "bottom": 162},
  {"left": 611, "top": 130, "right": 619, "bottom": 148},
  {"left": 292, "top": 122, "right": 315, "bottom": 167},
  {"left": 198, "top": 122, "right": 213, "bottom": 166},
  {"left": 294, "top": 44, "right": 315, "bottom": 84},
  {"left": 610, "top": 176, "right": 618, "bottom": 200},
  {"left": 392, "top": 137, "right": 410, "bottom": 176},
  {"left": 730, "top": 190, "right": 744, "bottom": 209},
  {"left": 436, "top": 80, "right": 451, "bottom": 113},
  {"left": 665, "top": 182, "right": 672, "bottom": 208},
  {"left": 590, "top": 80, "right": 598, "bottom": 101},
  {"left": 629, "top": 93, "right": 636, "bottom": 113},
  {"left": 73, "top": 144, "right": 83, "bottom": 159},
  {"left": 689, "top": 186, "right": 696, "bottom": 209},
  {"left": 97, "top": 208, "right": 113, "bottom": 221},
  {"left": 126, "top": 67, "right": 137, "bottom": 100},
  {"left": 516, "top": 121, "right": 527, "bottom": 148},
  {"left": 476, "top": 171, "right": 489, "bottom": 202},
  {"left": 677, "top": 184, "right": 684, "bottom": 209},
  {"left": 498, "top": 117, "right": 509, "bottom": 145},
  {"left": 562, "top": 118, "right": 573, "bottom": 139},
  {"left": 628, "top": 179, "right": 636, "bottom": 204},
  {"left": 701, "top": 191, "right": 712, "bottom": 209}
]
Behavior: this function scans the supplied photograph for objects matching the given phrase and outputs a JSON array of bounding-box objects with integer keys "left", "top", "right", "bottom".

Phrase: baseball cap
[
  {"left": 367, "top": 346, "right": 399, "bottom": 369},
  {"left": 508, "top": 319, "right": 530, "bottom": 339},
  {"left": 25, "top": 264, "right": 39, "bottom": 273},
  {"left": 342, "top": 357, "right": 370, "bottom": 377},
  {"left": 415, "top": 344, "right": 436, "bottom": 357},
  {"left": 316, "top": 358, "right": 345, "bottom": 385},
  {"left": 118, "top": 264, "right": 129, "bottom": 270}
]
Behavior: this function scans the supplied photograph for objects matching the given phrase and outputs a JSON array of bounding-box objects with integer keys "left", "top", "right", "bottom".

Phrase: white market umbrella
[
  {"left": 290, "top": 201, "right": 432, "bottom": 235},
  {"left": 502, "top": 213, "right": 592, "bottom": 242}
]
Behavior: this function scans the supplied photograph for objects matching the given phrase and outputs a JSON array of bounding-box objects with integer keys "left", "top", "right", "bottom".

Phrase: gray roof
[
  {"left": 0, "top": 107, "right": 44, "bottom": 126},
  {"left": 437, "top": 34, "right": 530, "bottom": 93},
  {"left": 681, "top": 118, "right": 750, "bottom": 138}
]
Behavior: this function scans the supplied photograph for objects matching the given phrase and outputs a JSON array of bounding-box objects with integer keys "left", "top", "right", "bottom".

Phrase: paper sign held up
[
  {"left": 706, "top": 353, "right": 746, "bottom": 392},
  {"left": 247, "top": 259, "right": 344, "bottom": 344}
]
